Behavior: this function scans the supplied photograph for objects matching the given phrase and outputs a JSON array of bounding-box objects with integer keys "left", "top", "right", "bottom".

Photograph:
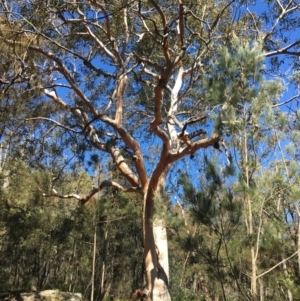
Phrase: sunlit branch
[
  {"left": 178, "top": 1, "right": 185, "bottom": 48},
  {"left": 272, "top": 94, "right": 300, "bottom": 108},
  {"left": 79, "top": 19, "right": 118, "bottom": 63},
  {"left": 148, "top": 0, "right": 171, "bottom": 63},
  {"left": 42, "top": 189, "right": 82, "bottom": 201},
  {"left": 99, "top": 179, "right": 142, "bottom": 195},
  {"left": 42, "top": 180, "right": 142, "bottom": 204},
  {"left": 25, "top": 117, "right": 81, "bottom": 133},
  {"left": 3, "top": 11, "right": 116, "bottom": 79},
  {"left": 88, "top": 0, "right": 123, "bottom": 67},
  {"left": 135, "top": 13, "right": 157, "bottom": 40},
  {"left": 134, "top": 53, "right": 164, "bottom": 72},
  {"left": 43, "top": 89, "right": 109, "bottom": 150},
  {"left": 168, "top": 136, "right": 220, "bottom": 164},
  {"left": 111, "top": 71, "right": 148, "bottom": 188},
  {"left": 264, "top": 1, "right": 299, "bottom": 41},
  {"left": 44, "top": 89, "right": 73, "bottom": 111},
  {"left": 25, "top": 46, "right": 99, "bottom": 116},
  {"left": 257, "top": 249, "right": 300, "bottom": 280},
  {"left": 167, "top": 67, "right": 184, "bottom": 148},
  {"left": 115, "top": 74, "right": 126, "bottom": 128},
  {"left": 90, "top": 0, "right": 111, "bottom": 39},
  {"left": 265, "top": 40, "right": 300, "bottom": 57},
  {"left": 210, "top": 0, "right": 235, "bottom": 34},
  {"left": 246, "top": 6, "right": 261, "bottom": 37},
  {"left": 143, "top": 67, "right": 160, "bottom": 80},
  {"left": 110, "top": 146, "right": 140, "bottom": 187},
  {"left": 122, "top": 7, "right": 129, "bottom": 56},
  {"left": 150, "top": 87, "right": 170, "bottom": 147},
  {"left": 182, "top": 62, "right": 203, "bottom": 77}
]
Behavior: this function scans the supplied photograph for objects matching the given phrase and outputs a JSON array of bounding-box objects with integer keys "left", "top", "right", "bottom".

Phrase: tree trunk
[
  {"left": 243, "top": 127, "right": 258, "bottom": 299},
  {"left": 259, "top": 279, "right": 264, "bottom": 301},
  {"left": 143, "top": 189, "right": 171, "bottom": 301},
  {"left": 250, "top": 245, "right": 257, "bottom": 298},
  {"left": 100, "top": 228, "right": 108, "bottom": 297},
  {"left": 295, "top": 207, "right": 300, "bottom": 278},
  {"left": 91, "top": 222, "right": 97, "bottom": 301}
]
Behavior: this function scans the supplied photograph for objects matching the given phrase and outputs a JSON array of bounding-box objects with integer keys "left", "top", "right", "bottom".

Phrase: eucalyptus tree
[{"left": 1, "top": 1, "right": 300, "bottom": 300}]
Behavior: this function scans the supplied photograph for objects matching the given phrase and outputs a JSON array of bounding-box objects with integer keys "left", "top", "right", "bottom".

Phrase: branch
[
  {"left": 27, "top": 45, "right": 100, "bottom": 116},
  {"left": 148, "top": 0, "right": 171, "bottom": 63},
  {"left": 89, "top": 0, "right": 123, "bottom": 66},
  {"left": 271, "top": 94, "right": 300, "bottom": 108},
  {"left": 265, "top": 40, "right": 300, "bottom": 57},
  {"left": 44, "top": 59, "right": 147, "bottom": 188},
  {"left": 168, "top": 67, "right": 184, "bottom": 148},
  {"left": 90, "top": 0, "right": 111, "bottom": 39},
  {"left": 178, "top": 1, "right": 185, "bottom": 49},
  {"left": 115, "top": 74, "right": 126, "bottom": 128},
  {"left": 111, "top": 72, "right": 148, "bottom": 188},
  {"left": 179, "top": 114, "right": 208, "bottom": 137},
  {"left": 168, "top": 135, "right": 220, "bottom": 164},
  {"left": 42, "top": 188, "right": 82, "bottom": 201},
  {"left": 210, "top": 0, "right": 235, "bottom": 34},
  {"left": 133, "top": 52, "right": 164, "bottom": 71},
  {"left": 172, "top": 1, "right": 186, "bottom": 66},
  {"left": 150, "top": 75, "right": 172, "bottom": 147},
  {"left": 44, "top": 88, "right": 108, "bottom": 152},
  {"left": 25, "top": 117, "right": 81, "bottom": 133},
  {"left": 257, "top": 249, "right": 300, "bottom": 279},
  {"left": 134, "top": 11, "right": 160, "bottom": 44},
  {"left": 263, "top": 0, "right": 298, "bottom": 41},
  {"left": 43, "top": 180, "right": 142, "bottom": 204},
  {"left": 246, "top": 6, "right": 261, "bottom": 38},
  {"left": 122, "top": 7, "right": 129, "bottom": 56},
  {"left": 99, "top": 179, "right": 142, "bottom": 194}
]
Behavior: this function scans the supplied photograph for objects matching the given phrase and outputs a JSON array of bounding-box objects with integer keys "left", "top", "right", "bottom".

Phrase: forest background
[{"left": 0, "top": 0, "right": 300, "bottom": 301}]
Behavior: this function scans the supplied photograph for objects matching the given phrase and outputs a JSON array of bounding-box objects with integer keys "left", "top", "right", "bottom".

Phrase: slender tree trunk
[
  {"left": 243, "top": 127, "right": 258, "bottom": 299},
  {"left": 283, "top": 262, "right": 293, "bottom": 301},
  {"left": 100, "top": 228, "right": 108, "bottom": 296},
  {"left": 91, "top": 222, "right": 97, "bottom": 301},
  {"left": 259, "top": 279, "right": 264, "bottom": 301},
  {"left": 295, "top": 207, "right": 300, "bottom": 278},
  {"left": 250, "top": 245, "right": 257, "bottom": 298}
]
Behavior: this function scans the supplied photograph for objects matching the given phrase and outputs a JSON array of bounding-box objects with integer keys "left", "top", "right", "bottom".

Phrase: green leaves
[{"left": 206, "top": 36, "right": 264, "bottom": 106}]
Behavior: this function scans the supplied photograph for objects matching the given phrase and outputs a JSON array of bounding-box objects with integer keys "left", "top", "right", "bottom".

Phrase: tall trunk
[
  {"left": 259, "top": 279, "right": 264, "bottom": 301},
  {"left": 250, "top": 245, "right": 257, "bottom": 298},
  {"left": 243, "top": 127, "right": 257, "bottom": 299},
  {"left": 153, "top": 219, "right": 170, "bottom": 300},
  {"left": 143, "top": 182, "right": 171, "bottom": 301},
  {"left": 91, "top": 222, "right": 97, "bottom": 301},
  {"left": 248, "top": 198, "right": 257, "bottom": 298},
  {"left": 100, "top": 228, "right": 108, "bottom": 296},
  {"left": 295, "top": 206, "right": 300, "bottom": 278}
]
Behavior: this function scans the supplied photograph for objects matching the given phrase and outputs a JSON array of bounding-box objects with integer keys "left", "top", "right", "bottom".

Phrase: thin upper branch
[
  {"left": 264, "top": 1, "right": 300, "bottom": 41},
  {"left": 148, "top": 0, "right": 171, "bottom": 63},
  {"left": 25, "top": 117, "right": 81, "bottom": 133}
]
